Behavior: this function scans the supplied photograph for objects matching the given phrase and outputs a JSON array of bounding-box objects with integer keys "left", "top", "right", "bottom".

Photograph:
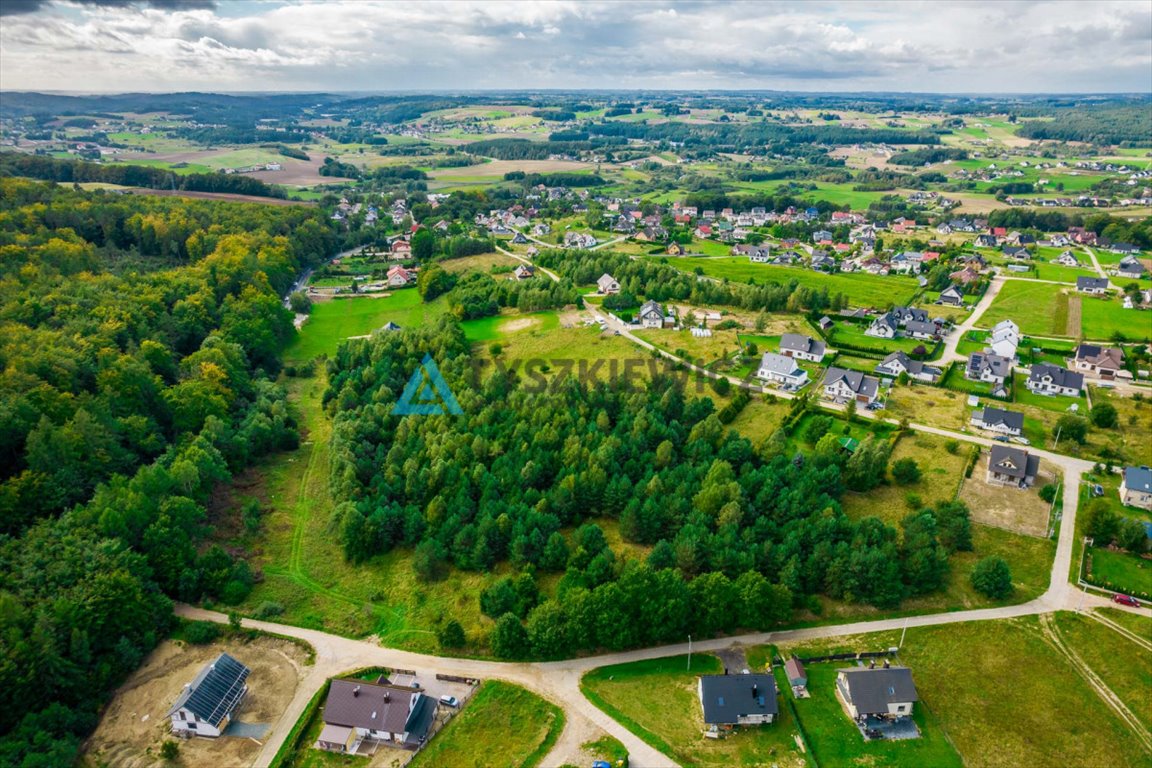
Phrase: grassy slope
[
  {"left": 979, "top": 280, "right": 1068, "bottom": 337},
  {"left": 407, "top": 681, "right": 564, "bottom": 768},
  {"left": 285, "top": 291, "right": 447, "bottom": 363}
]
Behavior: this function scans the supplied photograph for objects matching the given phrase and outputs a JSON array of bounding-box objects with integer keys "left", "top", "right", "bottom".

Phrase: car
[
  {"left": 439, "top": 695, "right": 459, "bottom": 708},
  {"left": 1092, "top": 484, "right": 1105, "bottom": 497},
  {"left": 993, "top": 435, "right": 1012, "bottom": 443},
  {"left": 1010, "top": 436, "right": 1031, "bottom": 445},
  {"left": 592, "top": 762, "right": 612, "bottom": 768},
  {"left": 1113, "top": 594, "right": 1141, "bottom": 607}
]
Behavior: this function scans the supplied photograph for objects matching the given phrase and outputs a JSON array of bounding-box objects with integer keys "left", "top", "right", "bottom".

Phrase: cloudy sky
[{"left": 1, "top": 0, "right": 1150, "bottom": 93}]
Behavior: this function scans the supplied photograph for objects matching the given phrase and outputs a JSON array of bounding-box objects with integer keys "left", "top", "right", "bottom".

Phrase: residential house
[
  {"left": 1118, "top": 256, "right": 1148, "bottom": 279},
  {"left": 865, "top": 313, "right": 898, "bottom": 339},
  {"left": 386, "top": 265, "right": 416, "bottom": 288},
  {"left": 970, "top": 406, "right": 1024, "bottom": 436},
  {"left": 813, "top": 229, "right": 833, "bottom": 243},
  {"left": 316, "top": 679, "right": 436, "bottom": 754},
  {"left": 904, "top": 320, "right": 939, "bottom": 340},
  {"left": 810, "top": 251, "right": 836, "bottom": 271},
  {"left": 975, "top": 234, "right": 998, "bottom": 248},
  {"left": 1076, "top": 276, "right": 1110, "bottom": 294},
  {"left": 836, "top": 667, "right": 919, "bottom": 722},
  {"left": 638, "top": 300, "right": 674, "bottom": 329},
  {"left": 988, "top": 320, "right": 1021, "bottom": 359},
  {"left": 698, "top": 674, "right": 778, "bottom": 731},
  {"left": 389, "top": 240, "right": 412, "bottom": 258},
  {"left": 666, "top": 242, "right": 686, "bottom": 256},
  {"left": 823, "top": 367, "right": 880, "bottom": 404},
  {"left": 168, "top": 654, "right": 250, "bottom": 738},
  {"left": 778, "top": 333, "right": 826, "bottom": 363},
  {"left": 949, "top": 266, "right": 981, "bottom": 285},
  {"left": 1026, "top": 363, "right": 1083, "bottom": 397},
  {"left": 875, "top": 352, "right": 941, "bottom": 383},
  {"left": 513, "top": 264, "right": 534, "bottom": 281},
  {"left": 597, "top": 274, "right": 620, "bottom": 294},
  {"left": 967, "top": 351, "right": 1012, "bottom": 385},
  {"left": 1054, "top": 250, "right": 1080, "bottom": 267},
  {"left": 938, "top": 285, "right": 965, "bottom": 306},
  {"left": 1003, "top": 245, "right": 1031, "bottom": 260},
  {"left": 757, "top": 353, "right": 809, "bottom": 388},
  {"left": 532, "top": 222, "right": 552, "bottom": 237},
  {"left": 1070, "top": 344, "right": 1125, "bottom": 380},
  {"left": 986, "top": 444, "right": 1040, "bottom": 487},
  {"left": 511, "top": 231, "right": 529, "bottom": 245},
  {"left": 1120, "top": 466, "right": 1152, "bottom": 511}
]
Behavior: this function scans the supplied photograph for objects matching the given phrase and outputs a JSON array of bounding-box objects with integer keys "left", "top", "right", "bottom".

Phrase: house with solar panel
[
  {"left": 698, "top": 673, "right": 778, "bottom": 733},
  {"left": 167, "top": 653, "right": 250, "bottom": 738}
]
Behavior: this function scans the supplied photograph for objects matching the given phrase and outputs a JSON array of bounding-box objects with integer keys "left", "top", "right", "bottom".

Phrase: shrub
[
  {"left": 438, "top": 619, "right": 466, "bottom": 649},
  {"left": 184, "top": 621, "right": 221, "bottom": 645},
  {"left": 971, "top": 556, "right": 1013, "bottom": 599},
  {"left": 160, "top": 740, "right": 179, "bottom": 761},
  {"left": 1038, "top": 483, "right": 1059, "bottom": 504},
  {"left": 254, "top": 601, "right": 285, "bottom": 619},
  {"left": 905, "top": 492, "right": 923, "bottom": 510},
  {"left": 1090, "top": 402, "right": 1118, "bottom": 429},
  {"left": 891, "top": 458, "right": 921, "bottom": 485},
  {"left": 945, "top": 439, "right": 960, "bottom": 455},
  {"left": 710, "top": 376, "right": 731, "bottom": 396}
]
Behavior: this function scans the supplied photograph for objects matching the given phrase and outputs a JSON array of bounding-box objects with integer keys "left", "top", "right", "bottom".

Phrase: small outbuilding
[{"left": 785, "top": 658, "right": 807, "bottom": 690}]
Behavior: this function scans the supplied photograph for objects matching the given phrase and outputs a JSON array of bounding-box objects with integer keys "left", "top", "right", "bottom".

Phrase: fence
[
  {"left": 435, "top": 673, "right": 480, "bottom": 685},
  {"left": 797, "top": 650, "right": 894, "bottom": 664}
]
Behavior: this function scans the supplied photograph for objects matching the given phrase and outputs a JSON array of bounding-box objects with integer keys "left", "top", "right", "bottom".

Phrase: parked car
[
  {"left": 592, "top": 762, "right": 612, "bottom": 768},
  {"left": 1010, "top": 436, "right": 1031, "bottom": 445},
  {"left": 1112, "top": 594, "right": 1141, "bottom": 607},
  {"left": 1092, "top": 484, "right": 1105, "bottom": 497},
  {"left": 993, "top": 435, "right": 1011, "bottom": 443},
  {"left": 439, "top": 695, "right": 459, "bottom": 708}
]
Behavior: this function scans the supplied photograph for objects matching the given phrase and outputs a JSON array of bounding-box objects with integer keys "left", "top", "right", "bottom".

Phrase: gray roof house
[
  {"left": 1071, "top": 344, "right": 1125, "bottom": 379},
  {"left": 597, "top": 273, "right": 620, "bottom": 294},
  {"left": 779, "top": 333, "right": 827, "bottom": 362},
  {"left": 836, "top": 667, "right": 919, "bottom": 720},
  {"left": 987, "top": 445, "right": 1041, "bottom": 487},
  {"left": 757, "top": 352, "right": 809, "bottom": 388},
  {"left": 168, "top": 653, "right": 250, "bottom": 738},
  {"left": 824, "top": 367, "right": 880, "bottom": 404},
  {"left": 875, "top": 351, "right": 941, "bottom": 383},
  {"left": 967, "top": 351, "right": 1012, "bottom": 384},
  {"left": 1076, "top": 276, "right": 1110, "bottom": 294},
  {"left": 1120, "top": 466, "right": 1152, "bottom": 511},
  {"left": 904, "top": 319, "right": 939, "bottom": 340},
  {"left": 1026, "top": 363, "right": 1083, "bottom": 397},
  {"left": 938, "top": 285, "right": 964, "bottom": 306},
  {"left": 698, "top": 674, "right": 778, "bottom": 729},
  {"left": 317, "top": 679, "right": 436, "bottom": 754},
  {"left": 971, "top": 406, "right": 1024, "bottom": 436},
  {"left": 638, "top": 299, "right": 673, "bottom": 328},
  {"left": 865, "top": 312, "right": 898, "bottom": 339}
]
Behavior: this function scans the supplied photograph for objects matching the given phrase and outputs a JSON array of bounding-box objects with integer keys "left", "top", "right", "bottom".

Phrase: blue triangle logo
[{"left": 392, "top": 354, "right": 463, "bottom": 416}]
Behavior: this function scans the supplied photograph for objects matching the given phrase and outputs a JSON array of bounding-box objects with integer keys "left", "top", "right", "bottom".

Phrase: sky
[{"left": 1, "top": 0, "right": 1150, "bottom": 94}]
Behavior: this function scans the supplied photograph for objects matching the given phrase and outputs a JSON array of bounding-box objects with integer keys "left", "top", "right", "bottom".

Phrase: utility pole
[
  {"left": 1047, "top": 481, "right": 1061, "bottom": 538},
  {"left": 1052, "top": 423, "right": 1062, "bottom": 450},
  {"left": 899, "top": 617, "right": 909, "bottom": 649},
  {"left": 687, "top": 635, "right": 692, "bottom": 672}
]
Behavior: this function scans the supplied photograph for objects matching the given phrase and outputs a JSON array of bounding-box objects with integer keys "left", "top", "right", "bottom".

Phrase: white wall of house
[
  {"left": 170, "top": 708, "right": 224, "bottom": 738},
  {"left": 1120, "top": 482, "right": 1152, "bottom": 511}
]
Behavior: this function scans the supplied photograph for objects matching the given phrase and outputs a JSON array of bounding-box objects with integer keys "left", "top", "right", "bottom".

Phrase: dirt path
[
  {"left": 1086, "top": 610, "right": 1152, "bottom": 654},
  {"left": 939, "top": 275, "right": 1004, "bottom": 363},
  {"left": 1066, "top": 292, "right": 1082, "bottom": 336},
  {"left": 1039, "top": 613, "right": 1152, "bottom": 754}
]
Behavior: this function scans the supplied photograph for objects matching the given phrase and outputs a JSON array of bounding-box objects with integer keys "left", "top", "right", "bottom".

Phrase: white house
[
  {"left": 1120, "top": 466, "right": 1152, "bottom": 511},
  {"left": 1070, "top": 344, "right": 1125, "bottom": 380},
  {"left": 168, "top": 654, "right": 250, "bottom": 738},
  {"left": 386, "top": 265, "right": 415, "bottom": 287},
  {"left": 938, "top": 285, "right": 964, "bottom": 306},
  {"left": 778, "top": 333, "right": 826, "bottom": 362},
  {"left": 970, "top": 406, "right": 1024, "bottom": 436},
  {"left": 597, "top": 273, "right": 620, "bottom": 294},
  {"left": 757, "top": 352, "right": 809, "bottom": 388},
  {"left": 1026, "top": 363, "right": 1083, "bottom": 397},
  {"left": 1076, "top": 276, "right": 1110, "bottom": 294},
  {"left": 316, "top": 679, "right": 436, "bottom": 754},
  {"left": 836, "top": 667, "right": 918, "bottom": 722},
  {"left": 875, "top": 351, "right": 941, "bottom": 383},
  {"left": 865, "top": 313, "right": 898, "bottom": 339},
  {"left": 987, "top": 444, "right": 1040, "bottom": 487},
  {"left": 967, "top": 351, "right": 1012, "bottom": 384},
  {"left": 823, "top": 367, "right": 880, "bottom": 404},
  {"left": 638, "top": 300, "right": 674, "bottom": 329}
]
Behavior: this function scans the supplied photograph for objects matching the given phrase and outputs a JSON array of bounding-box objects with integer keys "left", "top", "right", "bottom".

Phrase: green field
[
  {"left": 791, "top": 663, "right": 962, "bottom": 768},
  {"left": 775, "top": 615, "right": 1152, "bottom": 768},
  {"left": 1053, "top": 612, "right": 1152, "bottom": 732},
  {"left": 285, "top": 291, "right": 446, "bottom": 362},
  {"left": 658, "top": 257, "right": 919, "bottom": 307},
  {"left": 1080, "top": 295, "right": 1149, "bottom": 342},
  {"left": 407, "top": 681, "right": 564, "bottom": 768},
  {"left": 826, "top": 320, "right": 938, "bottom": 356},
  {"left": 460, "top": 311, "right": 561, "bottom": 342},
  {"left": 581, "top": 654, "right": 809, "bottom": 768},
  {"left": 980, "top": 280, "right": 1069, "bottom": 337}
]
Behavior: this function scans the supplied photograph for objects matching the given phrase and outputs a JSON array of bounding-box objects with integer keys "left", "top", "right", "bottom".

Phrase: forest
[
  {"left": 323, "top": 320, "right": 971, "bottom": 659},
  {"left": 0, "top": 153, "right": 289, "bottom": 199},
  {"left": 0, "top": 179, "right": 339, "bottom": 766}
]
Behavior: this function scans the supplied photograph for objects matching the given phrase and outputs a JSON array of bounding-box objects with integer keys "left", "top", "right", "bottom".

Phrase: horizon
[{"left": 1, "top": 0, "right": 1150, "bottom": 94}]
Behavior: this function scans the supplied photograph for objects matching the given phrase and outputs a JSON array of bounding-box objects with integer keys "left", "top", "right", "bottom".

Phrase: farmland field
[
  {"left": 1080, "top": 295, "right": 1150, "bottom": 341},
  {"left": 285, "top": 291, "right": 446, "bottom": 362},
  {"left": 979, "top": 280, "right": 1069, "bottom": 336}
]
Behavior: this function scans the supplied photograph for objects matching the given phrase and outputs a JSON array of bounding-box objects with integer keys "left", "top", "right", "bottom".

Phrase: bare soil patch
[
  {"left": 82, "top": 636, "right": 309, "bottom": 768},
  {"left": 1066, "top": 294, "right": 1082, "bottom": 336},
  {"left": 958, "top": 460, "right": 1055, "bottom": 537}
]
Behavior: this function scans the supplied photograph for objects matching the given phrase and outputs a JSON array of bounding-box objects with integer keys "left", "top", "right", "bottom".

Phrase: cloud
[{"left": 0, "top": 0, "right": 1149, "bottom": 92}]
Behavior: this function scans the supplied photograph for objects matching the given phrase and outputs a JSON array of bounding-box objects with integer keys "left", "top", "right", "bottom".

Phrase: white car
[{"left": 439, "top": 695, "right": 459, "bottom": 708}]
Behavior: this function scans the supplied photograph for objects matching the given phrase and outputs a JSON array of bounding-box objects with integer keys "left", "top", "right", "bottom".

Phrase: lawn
[
  {"left": 840, "top": 431, "right": 969, "bottom": 523},
  {"left": 1080, "top": 295, "right": 1149, "bottom": 342},
  {"left": 460, "top": 311, "right": 561, "bottom": 342},
  {"left": 657, "top": 257, "right": 920, "bottom": 308},
  {"left": 791, "top": 663, "right": 962, "bottom": 768},
  {"left": 1011, "top": 373, "right": 1086, "bottom": 413},
  {"left": 581, "top": 654, "right": 810, "bottom": 768},
  {"left": 825, "top": 320, "right": 937, "bottom": 357},
  {"left": 774, "top": 616, "right": 1152, "bottom": 768},
  {"left": 407, "top": 681, "right": 564, "bottom": 768},
  {"left": 285, "top": 291, "right": 446, "bottom": 363},
  {"left": 979, "top": 280, "right": 1070, "bottom": 337},
  {"left": 1086, "top": 546, "right": 1152, "bottom": 599}
]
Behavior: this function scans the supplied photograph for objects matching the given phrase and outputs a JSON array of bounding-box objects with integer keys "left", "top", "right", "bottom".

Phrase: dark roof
[
  {"left": 838, "top": 667, "right": 919, "bottom": 715},
  {"left": 699, "top": 674, "right": 778, "bottom": 724},
  {"left": 905, "top": 320, "right": 938, "bottom": 336},
  {"left": 1076, "top": 276, "right": 1109, "bottom": 290},
  {"left": 825, "top": 367, "right": 879, "bottom": 398},
  {"left": 978, "top": 407, "right": 1024, "bottom": 432},
  {"left": 323, "top": 679, "right": 426, "bottom": 735},
  {"left": 780, "top": 333, "right": 825, "bottom": 357},
  {"left": 167, "top": 653, "right": 250, "bottom": 726},
  {"left": 1028, "top": 363, "right": 1084, "bottom": 391},
  {"left": 1124, "top": 466, "right": 1152, "bottom": 494},
  {"left": 968, "top": 351, "right": 1012, "bottom": 379},
  {"left": 988, "top": 445, "right": 1039, "bottom": 480}
]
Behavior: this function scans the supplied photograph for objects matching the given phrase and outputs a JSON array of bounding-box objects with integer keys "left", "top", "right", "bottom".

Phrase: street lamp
[{"left": 687, "top": 635, "right": 692, "bottom": 672}]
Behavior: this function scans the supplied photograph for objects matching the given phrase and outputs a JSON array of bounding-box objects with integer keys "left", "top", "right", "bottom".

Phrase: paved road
[{"left": 1082, "top": 245, "right": 1109, "bottom": 281}]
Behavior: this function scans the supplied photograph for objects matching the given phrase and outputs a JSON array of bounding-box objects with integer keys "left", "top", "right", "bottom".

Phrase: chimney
[
  {"left": 384, "top": 692, "right": 391, "bottom": 703},
  {"left": 869, "top": 660, "right": 876, "bottom": 669},
  {"left": 751, "top": 684, "right": 758, "bottom": 699},
  {"left": 724, "top": 667, "right": 729, "bottom": 675},
  {"left": 353, "top": 686, "right": 360, "bottom": 697},
  {"left": 884, "top": 659, "right": 891, "bottom": 669}
]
